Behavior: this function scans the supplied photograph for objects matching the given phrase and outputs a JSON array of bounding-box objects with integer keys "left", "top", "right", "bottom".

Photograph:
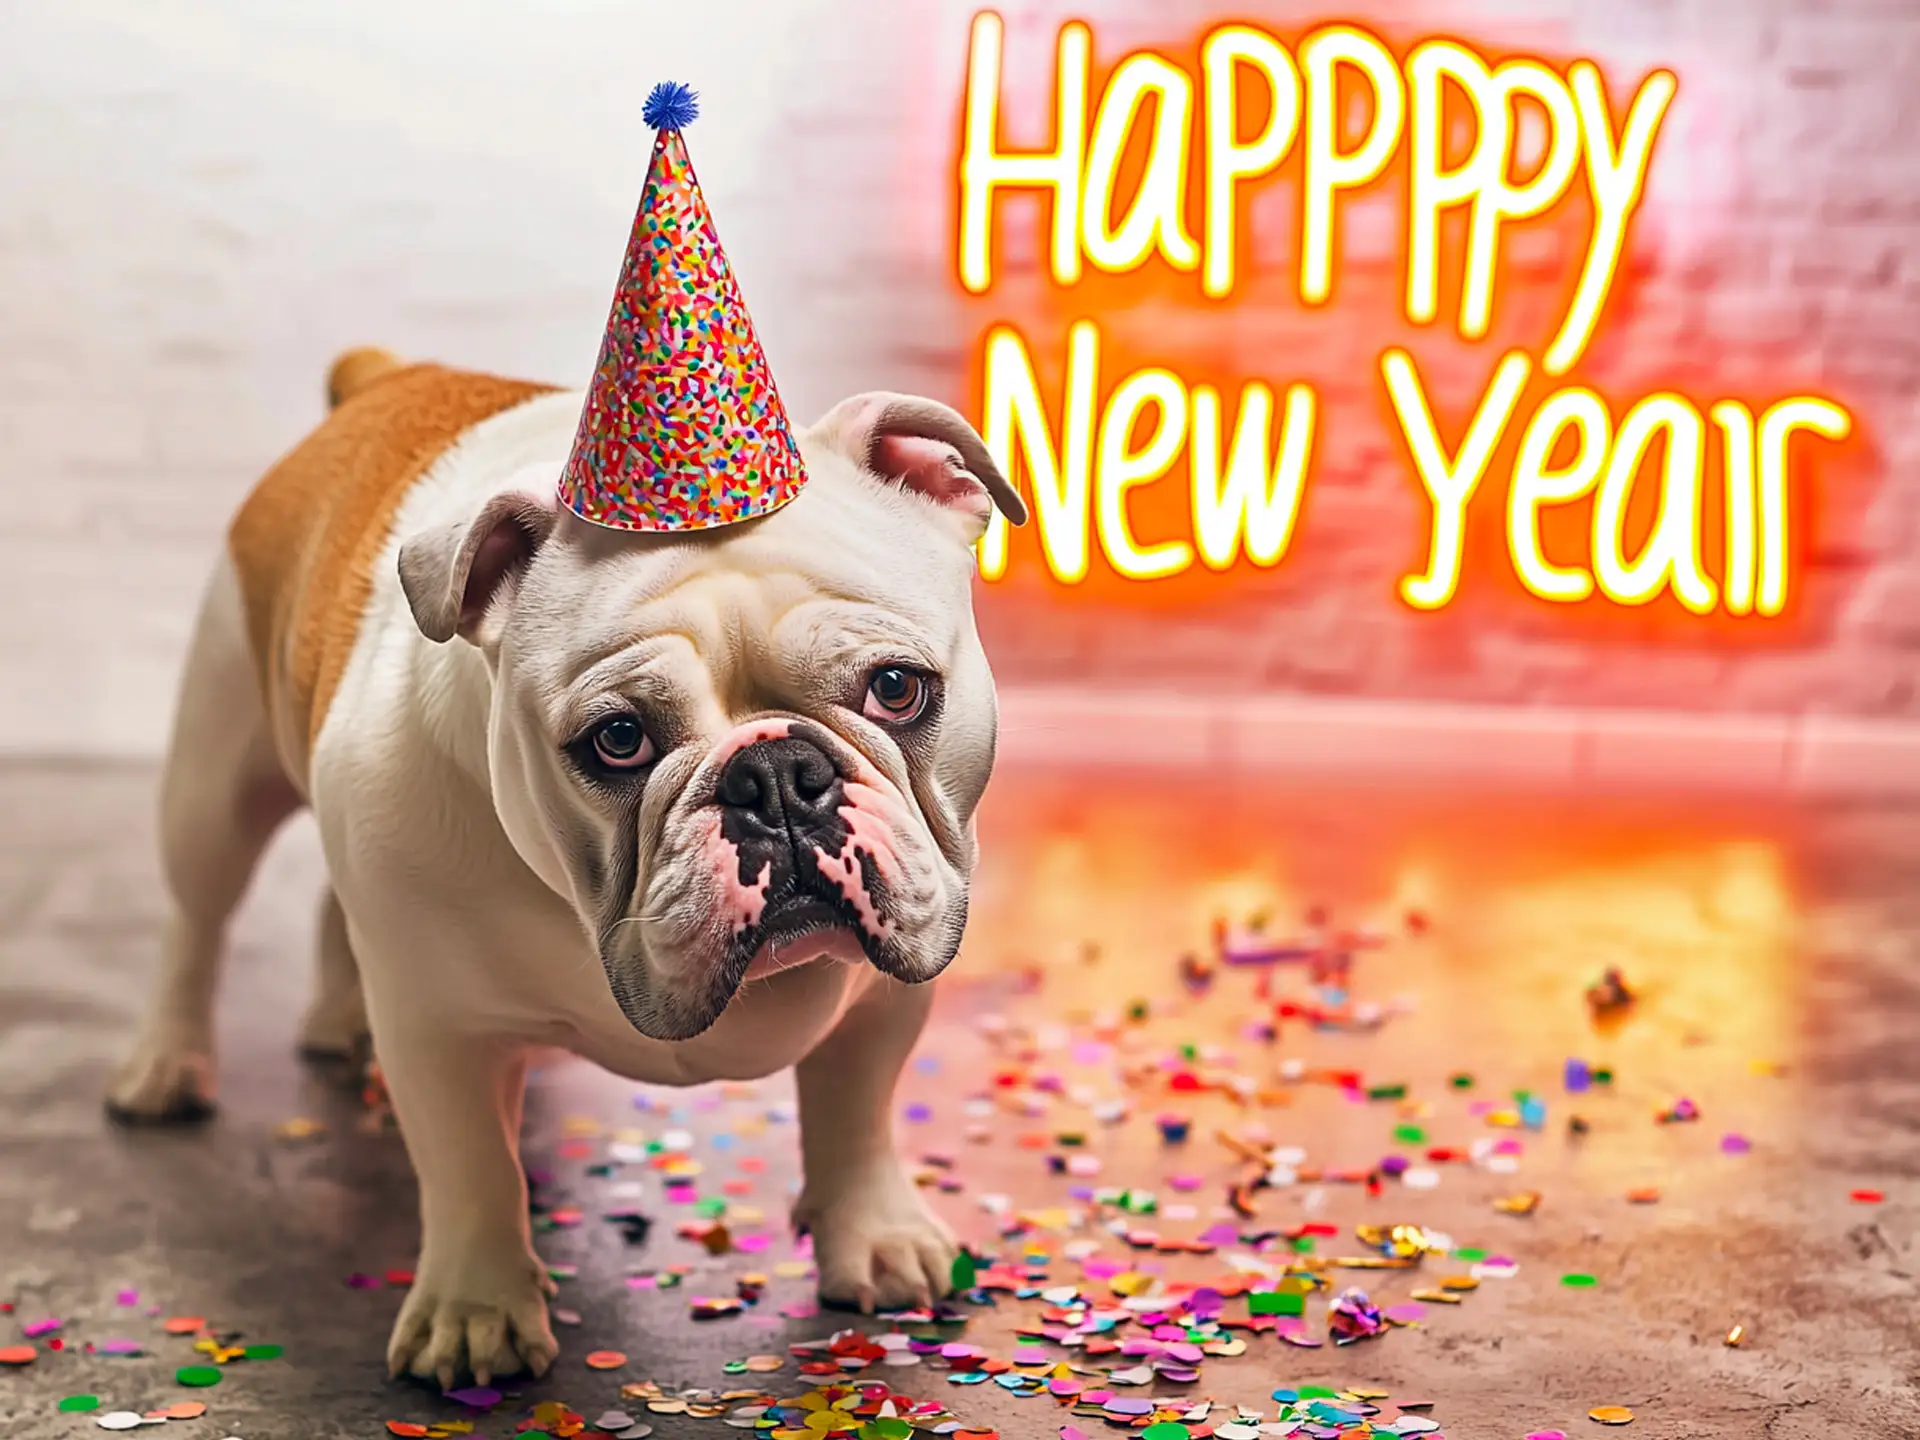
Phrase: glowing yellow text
[
  {"left": 977, "top": 322, "right": 1318, "bottom": 584},
  {"left": 958, "top": 12, "right": 1675, "bottom": 369},
  {"left": 1384, "top": 348, "right": 1853, "bottom": 616}
]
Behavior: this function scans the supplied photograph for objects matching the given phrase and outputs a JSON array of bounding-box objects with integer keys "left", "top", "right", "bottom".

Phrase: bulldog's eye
[
  {"left": 863, "top": 666, "right": 930, "bottom": 724},
  {"left": 590, "top": 715, "right": 655, "bottom": 770}
]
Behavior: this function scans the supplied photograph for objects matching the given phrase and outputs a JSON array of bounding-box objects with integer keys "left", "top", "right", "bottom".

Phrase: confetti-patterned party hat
[{"left": 557, "top": 81, "right": 807, "bottom": 532}]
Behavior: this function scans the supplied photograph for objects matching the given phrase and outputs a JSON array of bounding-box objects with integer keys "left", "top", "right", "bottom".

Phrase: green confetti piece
[
  {"left": 1249, "top": 1291, "right": 1305, "bottom": 1316},
  {"left": 57, "top": 1396, "right": 100, "bottom": 1413},
  {"left": 1561, "top": 1272, "right": 1599, "bottom": 1288},
  {"left": 723, "top": 1359, "right": 747, "bottom": 1374},
  {"left": 175, "top": 1365, "right": 223, "bottom": 1387},
  {"left": 1592, "top": 1068, "right": 1614, "bottom": 1085},
  {"left": 861, "top": 1420, "right": 913, "bottom": 1440},
  {"left": 950, "top": 1250, "right": 978, "bottom": 1291},
  {"left": 1142, "top": 1424, "right": 1191, "bottom": 1440},
  {"left": 1450, "top": 1072, "right": 1474, "bottom": 1088},
  {"left": 1393, "top": 1123, "right": 1427, "bottom": 1143},
  {"left": 694, "top": 1197, "right": 727, "bottom": 1219},
  {"left": 1455, "top": 1247, "right": 1487, "bottom": 1262},
  {"left": 241, "top": 1343, "right": 283, "bottom": 1361},
  {"left": 1299, "top": 1384, "right": 1338, "bottom": 1399},
  {"left": 1290, "top": 1236, "right": 1315, "bottom": 1254},
  {"left": 1367, "top": 1083, "right": 1407, "bottom": 1100}
]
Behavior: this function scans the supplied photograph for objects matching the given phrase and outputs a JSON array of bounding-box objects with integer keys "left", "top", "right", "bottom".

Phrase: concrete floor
[{"left": 1, "top": 761, "right": 1916, "bottom": 1439}]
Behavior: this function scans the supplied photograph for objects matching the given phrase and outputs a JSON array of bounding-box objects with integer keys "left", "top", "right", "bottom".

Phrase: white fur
[{"left": 108, "top": 385, "right": 1011, "bottom": 1387}]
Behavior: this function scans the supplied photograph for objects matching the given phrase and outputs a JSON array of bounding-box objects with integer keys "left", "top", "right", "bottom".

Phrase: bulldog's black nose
[{"left": 717, "top": 737, "right": 844, "bottom": 843}]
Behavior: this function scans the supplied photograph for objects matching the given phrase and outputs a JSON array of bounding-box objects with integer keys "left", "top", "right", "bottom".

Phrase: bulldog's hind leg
[
  {"left": 794, "top": 976, "right": 958, "bottom": 1312},
  {"left": 107, "top": 557, "right": 299, "bottom": 1122},
  {"left": 298, "top": 889, "right": 368, "bottom": 1064}
]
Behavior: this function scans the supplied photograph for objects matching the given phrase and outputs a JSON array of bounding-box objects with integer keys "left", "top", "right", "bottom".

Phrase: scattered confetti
[{"left": 61, "top": 889, "right": 1884, "bottom": 1440}]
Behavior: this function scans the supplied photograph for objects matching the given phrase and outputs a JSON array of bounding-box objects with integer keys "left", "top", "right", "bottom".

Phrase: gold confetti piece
[
  {"left": 1354, "top": 1223, "right": 1436, "bottom": 1257},
  {"left": 1439, "top": 1275, "right": 1480, "bottom": 1291},
  {"left": 1410, "top": 1289, "right": 1463, "bottom": 1304},
  {"left": 745, "top": 1355, "right": 784, "bottom": 1372},
  {"left": 1493, "top": 1190, "right": 1541, "bottom": 1215},
  {"left": 1214, "top": 1131, "right": 1271, "bottom": 1163},
  {"left": 274, "top": 1117, "right": 326, "bottom": 1142},
  {"left": 1589, "top": 1405, "right": 1635, "bottom": 1425},
  {"left": 1725, "top": 1324, "right": 1746, "bottom": 1347}
]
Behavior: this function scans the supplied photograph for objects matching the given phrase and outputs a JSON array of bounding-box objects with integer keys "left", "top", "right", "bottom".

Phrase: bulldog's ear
[
  {"left": 810, "top": 392, "right": 1030, "bottom": 541},
  {"left": 397, "top": 490, "right": 557, "bottom": 644}
]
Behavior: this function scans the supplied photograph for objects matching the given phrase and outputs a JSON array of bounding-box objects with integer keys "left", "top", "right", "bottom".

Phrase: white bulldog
[{"left": 107, "top": 348, "right": 1027, "bottom": 1388}]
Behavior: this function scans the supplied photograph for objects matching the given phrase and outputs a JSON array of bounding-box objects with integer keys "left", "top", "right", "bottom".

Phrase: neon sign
[{"left": 956, "top": 12, "right": 1855, "bottom": 616}]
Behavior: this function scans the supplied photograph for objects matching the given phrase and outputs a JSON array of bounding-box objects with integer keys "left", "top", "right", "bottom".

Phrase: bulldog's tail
[{"left": 325, "top": 346, "right": 406, "bottom": 409}]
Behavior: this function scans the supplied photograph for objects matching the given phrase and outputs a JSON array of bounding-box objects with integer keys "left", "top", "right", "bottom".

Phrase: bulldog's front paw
[
  {"left": 105, "top": 1027, "right": 215, "bottom": 1123},
  {"left": 387, "top": 1247, "right": 558, "bottom": 1389},
  {"left": 796, "top": 1164, "right": 958, "bottom": 1313}
]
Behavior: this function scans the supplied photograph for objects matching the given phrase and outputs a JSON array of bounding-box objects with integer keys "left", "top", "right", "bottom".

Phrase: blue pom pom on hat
[{"left": 641, "top": 80, "right": 700, "bottom": 131}]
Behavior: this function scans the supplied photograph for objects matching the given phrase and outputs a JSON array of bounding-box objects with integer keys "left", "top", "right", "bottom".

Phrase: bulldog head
[{"left": 397, "top": 393, "right": 1027, "bottom": 1040}]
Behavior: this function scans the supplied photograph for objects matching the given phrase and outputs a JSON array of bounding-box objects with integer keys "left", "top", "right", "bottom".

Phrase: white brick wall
[{"left": 2, "top": 0, "right": 1916, "bottom": 758}]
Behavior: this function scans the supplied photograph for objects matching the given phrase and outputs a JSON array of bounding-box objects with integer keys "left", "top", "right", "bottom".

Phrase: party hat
[{"left": 557, "top": 81, "right": 807, "bottom": 532}]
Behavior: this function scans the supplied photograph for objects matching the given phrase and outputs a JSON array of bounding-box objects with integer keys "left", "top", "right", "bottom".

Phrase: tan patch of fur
[
  {"left": 326, "top": 346, "right": 407, "bottom": 408},
  {"left": 228, "top": 363, "right": 557, "bottom": 789}
]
